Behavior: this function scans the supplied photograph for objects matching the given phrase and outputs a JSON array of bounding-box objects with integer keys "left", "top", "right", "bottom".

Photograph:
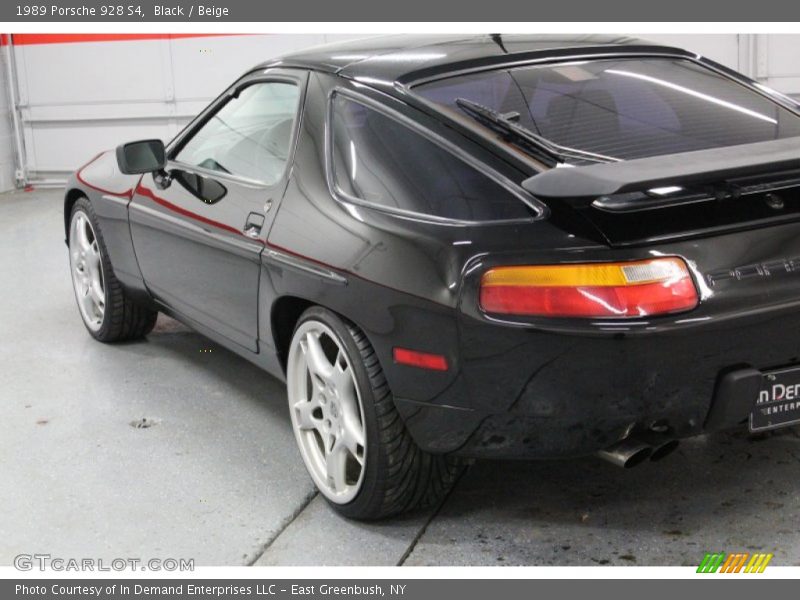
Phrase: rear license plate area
[{"left": 750, "top": 366, "right": 800, "bottom": 431}]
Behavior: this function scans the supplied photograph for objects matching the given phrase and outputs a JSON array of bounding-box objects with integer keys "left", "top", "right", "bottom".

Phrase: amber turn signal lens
[{"left": 479, "top": 257, "right": 698, "bottom": 318}]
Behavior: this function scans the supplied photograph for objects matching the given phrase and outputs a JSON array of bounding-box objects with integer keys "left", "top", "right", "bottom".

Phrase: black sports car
[{"left": 65, "top": 34, "right": 800, "bottom": 519}]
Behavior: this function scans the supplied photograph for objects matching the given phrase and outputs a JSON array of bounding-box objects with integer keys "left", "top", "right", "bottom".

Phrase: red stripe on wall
[{"left": 8, "top": 34, "right": 246, "bottom": 46}]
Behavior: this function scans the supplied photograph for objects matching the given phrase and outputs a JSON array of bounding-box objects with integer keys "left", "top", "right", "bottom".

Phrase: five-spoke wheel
[
  {"left": 67, "top": 198, "right": 158, "bottom": 342},
  {"left": 69, "top": 210, "right": 106, "bottom": 331},
  {"left": 287, "top": 319, "right": 367, "bottom": 504},
  {"left": 285, "top": 306, "right": 462, "bottom": 519}
]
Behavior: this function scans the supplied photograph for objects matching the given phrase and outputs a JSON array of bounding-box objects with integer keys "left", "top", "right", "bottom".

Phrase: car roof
[{"left": 255, "top": 34, "right": 691, "bottom": 87}]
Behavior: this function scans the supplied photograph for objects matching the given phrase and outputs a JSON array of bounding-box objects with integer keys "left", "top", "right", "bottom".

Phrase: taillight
[{"left": 479, "top": 257, "right": 698, "bottom": 318}]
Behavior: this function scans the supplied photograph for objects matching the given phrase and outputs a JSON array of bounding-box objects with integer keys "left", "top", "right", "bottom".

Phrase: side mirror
[{"left": 115, "top": 139, "right": 166, "bottom": 175}]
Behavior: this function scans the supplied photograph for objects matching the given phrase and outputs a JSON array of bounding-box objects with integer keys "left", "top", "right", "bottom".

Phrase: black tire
[
  {"left": 291, "top": 306, "right": 463, "bottom": 520},
  {"left": 69, "top": 197, "right": 157, "bottom": 342}
]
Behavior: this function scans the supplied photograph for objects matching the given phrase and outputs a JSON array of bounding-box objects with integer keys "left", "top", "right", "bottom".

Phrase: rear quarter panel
[{"left": 263, "top": 71, "right": 583, "bottom": 411}]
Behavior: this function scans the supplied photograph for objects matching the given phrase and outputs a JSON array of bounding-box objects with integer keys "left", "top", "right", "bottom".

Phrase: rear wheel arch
[
  {"left": 271, "top": 295, "right": 316, "bottom": 371},
  {"left": 270, "top": 296, "right": 385, "bottom": 376}
]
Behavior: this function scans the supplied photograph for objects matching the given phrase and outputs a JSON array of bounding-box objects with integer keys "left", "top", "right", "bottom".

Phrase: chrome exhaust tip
[
  {"left": 596, "top": 438, "right": 653, "bottom": 469},
  {"left": 638, "top": 433, "right": 680, "bottom": 462},
  {"left": 650, "top": 439, "right": 679, "bottom": 461}
]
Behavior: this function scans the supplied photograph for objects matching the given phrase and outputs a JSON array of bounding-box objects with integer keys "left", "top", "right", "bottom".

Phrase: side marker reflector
[{"left": 393, "top": 347, "right": 448, "bottom": 371}]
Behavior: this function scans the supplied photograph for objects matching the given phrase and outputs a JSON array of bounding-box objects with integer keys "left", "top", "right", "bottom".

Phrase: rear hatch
[
  {"left": 523, "top": 137, "right": 800, "bottom": 247},
  {"left": 413, "top": 53, "right": 800, "bottom": 247}
]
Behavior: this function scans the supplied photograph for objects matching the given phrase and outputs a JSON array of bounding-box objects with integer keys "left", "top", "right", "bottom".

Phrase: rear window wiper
[{"left": 455, "top": 97, "right": 619, "bottom": 166}]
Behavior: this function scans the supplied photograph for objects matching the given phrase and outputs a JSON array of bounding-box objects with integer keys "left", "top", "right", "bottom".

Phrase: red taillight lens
[
  {"left": 479, "top": 257, "right": 698, "bottom": 318},
  {"left": 393, "top": 347, "right": 449, "bottom": 371}
]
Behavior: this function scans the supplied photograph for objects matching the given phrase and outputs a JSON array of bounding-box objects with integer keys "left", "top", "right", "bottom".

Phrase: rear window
[
  {"left": 329, "top": 94, "right": 534, "bottom": 222},
  {"left": 415, "top": 58, "right": 800, "bottom": 163}
]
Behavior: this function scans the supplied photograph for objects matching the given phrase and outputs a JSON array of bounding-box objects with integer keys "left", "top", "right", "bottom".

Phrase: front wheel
[
  {"left": 286, "top": 306, "right": 462, "bottom": 519},
  {"left": 68, "top": 197, "right": 157, "bottom": 342}
]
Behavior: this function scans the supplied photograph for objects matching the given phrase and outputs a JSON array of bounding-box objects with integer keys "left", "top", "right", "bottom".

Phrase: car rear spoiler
[{"left": 522, "top": 137, "right": 800, "bottom": 211}]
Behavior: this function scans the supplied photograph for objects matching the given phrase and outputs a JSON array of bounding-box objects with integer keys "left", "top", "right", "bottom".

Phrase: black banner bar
[
  {"left": 2, "top": 579, "right": 795, "bottom": 600},
  {"left": 1, "top": 0, "right": 799, "bottom": 22}
]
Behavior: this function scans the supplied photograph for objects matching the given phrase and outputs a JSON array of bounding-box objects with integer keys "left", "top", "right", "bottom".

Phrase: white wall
[
  {"left": 10, "top": 34, "right": 366, "bottom": 184},
  {"left": 5, "top": 33, "right": 800, "bottom": 188},
  {"left": 0, "top": 50, "right": 17, "bottom": 192},
  {"left": 761, "top": 35, "right": 800, "bottom": 94}
]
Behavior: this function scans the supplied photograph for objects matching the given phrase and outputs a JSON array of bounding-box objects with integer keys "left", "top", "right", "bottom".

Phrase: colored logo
[{"left": 697, "top": 552, "right": 773, "bottom": 573}]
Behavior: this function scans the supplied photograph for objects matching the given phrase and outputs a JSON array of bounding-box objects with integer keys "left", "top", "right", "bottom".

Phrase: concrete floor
[{"left": 2, "top": 188, "right": 800, "bottom": 567}]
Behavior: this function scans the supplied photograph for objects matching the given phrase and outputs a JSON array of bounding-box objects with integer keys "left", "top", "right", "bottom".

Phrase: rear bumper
[{"left": 395, "top": 299, "right": 800, "bottom": 459}]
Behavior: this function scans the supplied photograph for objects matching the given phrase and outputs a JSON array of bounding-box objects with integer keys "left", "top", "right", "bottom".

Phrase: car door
[{"left": 129, "top": 69, "right": 308, "bottom": 352}]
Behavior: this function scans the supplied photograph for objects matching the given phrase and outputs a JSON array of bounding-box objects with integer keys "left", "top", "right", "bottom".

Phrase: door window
[{"left": 174, "top": 81, "right": 300, "bottom": 184}]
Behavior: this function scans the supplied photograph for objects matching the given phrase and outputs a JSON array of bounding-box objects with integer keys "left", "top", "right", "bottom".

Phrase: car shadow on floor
[
  {"left": 112, "top": 314, "right": 291, "bottom": 424},
  {"left": 451, "top": 426, "right": 800, "bottom": 525},
  {"left": 405, "top": 427, "right": 800, "bottom": 565}
]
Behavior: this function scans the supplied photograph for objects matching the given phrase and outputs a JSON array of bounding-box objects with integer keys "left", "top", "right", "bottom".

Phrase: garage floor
[{"left": 2, "top": 188, "right": 800, "bottom": 567}]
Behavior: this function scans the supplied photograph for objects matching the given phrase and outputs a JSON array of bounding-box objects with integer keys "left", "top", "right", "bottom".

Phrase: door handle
[{"left": 243, "top": 212, "right": 265, "bottom": 239}]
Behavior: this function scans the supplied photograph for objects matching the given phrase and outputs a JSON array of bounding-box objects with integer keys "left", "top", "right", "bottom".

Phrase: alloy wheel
[
  {"left": 287, "top": 320, "right": 367, "bottom": 504},
  {"left": 69, "top": 211, "right": 106, "bottom": 331}
]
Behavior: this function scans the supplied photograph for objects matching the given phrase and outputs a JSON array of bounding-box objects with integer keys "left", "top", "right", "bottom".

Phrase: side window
[
  {"left": 175, "top": 81, "right": 300, "bottom": 185},
  {"left": 329, "top": 95, "right": 533, "bottom": 222}
]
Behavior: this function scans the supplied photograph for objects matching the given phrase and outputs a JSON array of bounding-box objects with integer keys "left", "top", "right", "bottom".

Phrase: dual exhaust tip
[{"left": 596, "top": 432, "right": 679, "bottom": 469}]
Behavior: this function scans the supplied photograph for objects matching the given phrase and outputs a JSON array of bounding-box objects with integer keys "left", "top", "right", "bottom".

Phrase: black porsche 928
[{"left": 64, "top": 35, "right": 800, "bottom": 518}]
